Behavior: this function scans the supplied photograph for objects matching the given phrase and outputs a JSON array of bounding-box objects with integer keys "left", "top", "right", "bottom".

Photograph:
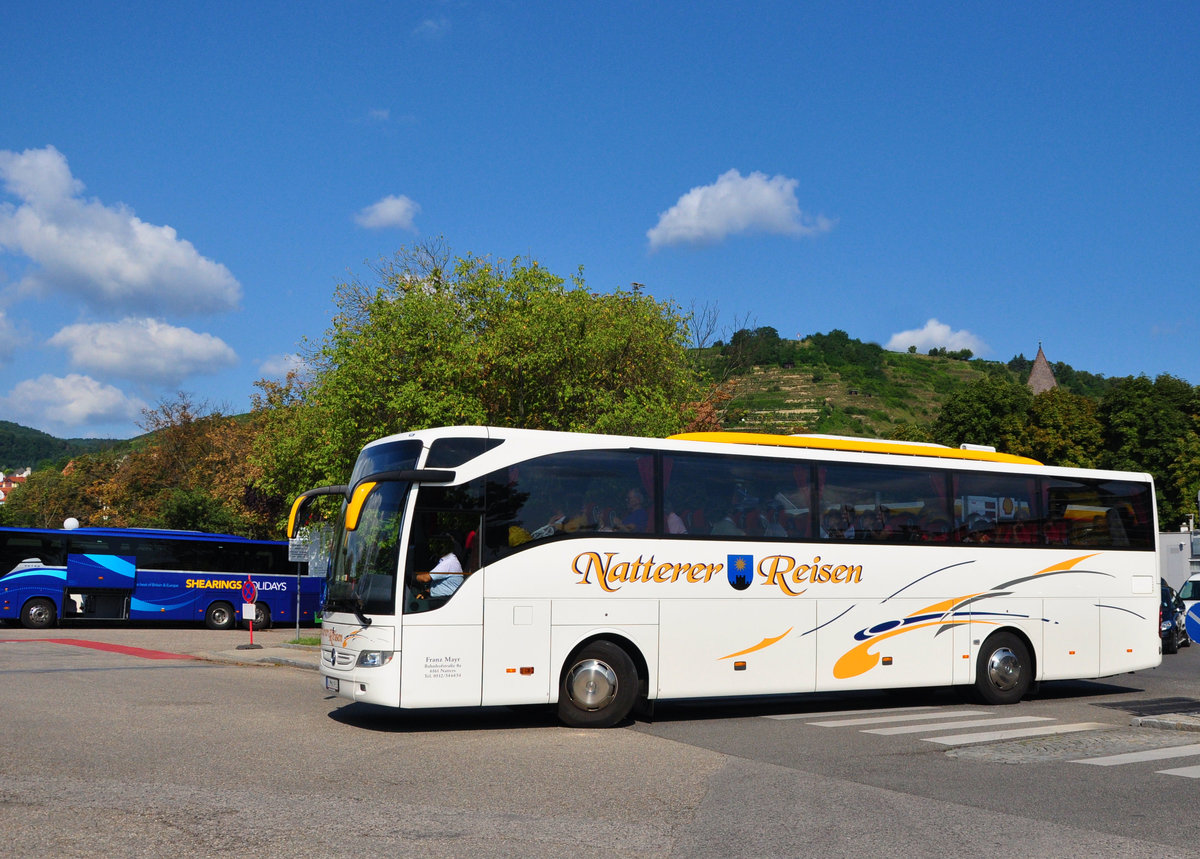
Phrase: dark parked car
[{"left": 1161, "top": 579, "right": 1190, "bottom": 654}]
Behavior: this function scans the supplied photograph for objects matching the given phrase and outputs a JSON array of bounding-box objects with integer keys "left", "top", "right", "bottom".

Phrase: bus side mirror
[
  {"left": 345, "top": 482, "right": 378, "bottom": 532},
  {"left": 287, "top": 485, "right": 350, "bottom": 539}
]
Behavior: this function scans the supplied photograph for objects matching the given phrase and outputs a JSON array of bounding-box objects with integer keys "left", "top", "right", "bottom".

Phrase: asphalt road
[{"left": 2, "top": 624, "right": 1199, "bottom": 858}]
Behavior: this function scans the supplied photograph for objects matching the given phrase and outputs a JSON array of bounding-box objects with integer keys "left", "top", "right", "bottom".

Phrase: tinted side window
[
  {"left": 952, "top": 472, "right": 1040, "bottom": 545},
  {"left": 426, "top": 437, "right": 504, "bottom": 468},
  {"left": 482, "top": 450, "right": 654, "bottom": 558},
  {"left": 404, "top": 482, "right": 485, "bottom": 612},
  {"left": 820, "top": 463, "right": 952, "bottom": 542},
  {"left": 0, "top": 533, "right": 66, "bottom": 572},
  {"left": 1044, "top": 476, "right": 1154, "bottom": 549},
  {"left": 663, "top": 453, "right": 812, "bottom": 539}
]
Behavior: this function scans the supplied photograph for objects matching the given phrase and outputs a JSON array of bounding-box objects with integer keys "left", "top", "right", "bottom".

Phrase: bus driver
[{"left": 412, "top": 535, "right": 464, "bottom": 598}]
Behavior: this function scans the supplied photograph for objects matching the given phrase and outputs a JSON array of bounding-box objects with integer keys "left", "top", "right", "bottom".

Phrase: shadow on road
[{"left": 325, "top": 676, "right": 1147, "bottom": 733}]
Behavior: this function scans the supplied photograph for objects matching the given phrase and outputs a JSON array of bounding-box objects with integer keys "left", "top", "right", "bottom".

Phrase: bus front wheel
[
  {"left": 557, "top": 641, "right": 638, "bottom": 728},
  {"left": 974, "top": 631, "right": 1032, "bottom": 705},
  {"left": 20, "top": 598, "right": 57, "bottom": 630},
  {"left": 205, "top": 601, "right": 236, "bottom": 631}
]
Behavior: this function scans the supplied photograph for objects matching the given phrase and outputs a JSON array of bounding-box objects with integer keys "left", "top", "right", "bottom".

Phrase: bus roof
[
  {"left": 668, "top": 431, "right": 1042, "bottom": 466},
  {"left": 0, "top": 525, "right": 282, "bottom": 545}
]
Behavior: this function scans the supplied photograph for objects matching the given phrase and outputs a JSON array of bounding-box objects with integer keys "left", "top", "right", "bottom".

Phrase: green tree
[
  {"left": 0, "top": 450, "right": 120, "bottom": 529},
  {"left": 1020, "top": 387, "right": 1103, "bottom": 468},
  {"left": 725, "top": 326, "right": 783, "bottom": 371},
  {"left": 1098, "top": 374, "right": 1200, "bottom": 528},
  {"left": 22, "top": 394, "right": 277, "bottom": 537},
  {"left": 931, "top": 377, "right": 1033, "bottom": 452},
  {"left": 252, "top": 242, "right": 704, "bottom": 506}
]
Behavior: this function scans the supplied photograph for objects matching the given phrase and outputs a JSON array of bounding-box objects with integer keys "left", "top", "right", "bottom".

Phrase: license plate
[{"left": 325, "top": 676, "right": 339, "bottom": 692}]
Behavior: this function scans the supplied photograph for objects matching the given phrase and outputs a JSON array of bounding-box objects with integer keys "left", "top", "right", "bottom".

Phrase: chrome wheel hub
[
  {"left": 986, "top": 646, "right": 1022, "bottom": 691},
  {"left": 566, "top": 658, "right": 618, "bottom": 711}
]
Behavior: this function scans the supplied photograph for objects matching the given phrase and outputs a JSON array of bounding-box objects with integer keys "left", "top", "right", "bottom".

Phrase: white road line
[
  {"left": 864, "top": 716, "right": 1053, "bottom": 735},
  {"left": 809, "top": 710, "right": 988, "bottom": 727},
  {"left": 923, "top": 722, "right": 1112, "bottom": 746},
  {"left": 1157, "top": 765, "right": 1200, "bottom": 779},
  {"left": 1070, "top": 743, "right": 1200, "bottom": 766},
  {"left": 765, "top": 705, "right": 937, "bottom": 721}
]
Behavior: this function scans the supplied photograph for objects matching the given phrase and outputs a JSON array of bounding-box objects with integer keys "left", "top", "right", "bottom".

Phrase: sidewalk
[{"left": 196, "top": 641, "right": 321, "bottom": 671}]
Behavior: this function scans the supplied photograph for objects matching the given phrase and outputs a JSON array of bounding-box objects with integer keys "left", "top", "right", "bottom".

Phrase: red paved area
[{"left": 0, "top": 638, "right": 195, "bottom": 660}]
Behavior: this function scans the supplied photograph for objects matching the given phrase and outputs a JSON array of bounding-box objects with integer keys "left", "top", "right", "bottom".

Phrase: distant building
[
  {"left": 0, "top": 469, "right": 30, "bottom": 504},
  {"left": 1027, "top": 344, "right": 1057, "bottom": 395}
]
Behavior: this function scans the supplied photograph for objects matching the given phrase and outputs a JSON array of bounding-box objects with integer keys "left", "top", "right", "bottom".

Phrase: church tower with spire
[{"left": 1027, "top": 343, "right": 1058, "bottom": 394}]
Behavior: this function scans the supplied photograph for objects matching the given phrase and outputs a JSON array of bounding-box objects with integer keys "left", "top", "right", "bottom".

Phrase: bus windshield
[
  {"left": 326, "top": 480, "right": 410, "bottom": 617},
  {"left": 326, "top": 439, "right": 423, "bottom": 618}
]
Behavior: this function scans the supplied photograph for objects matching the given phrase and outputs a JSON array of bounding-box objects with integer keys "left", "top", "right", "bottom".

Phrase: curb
[
  {"left": 1131, "top": 714, "right": 1200, "bottom": 732},
  {"left": 194, "top": 649, "right": 320, "bottom": 671}
]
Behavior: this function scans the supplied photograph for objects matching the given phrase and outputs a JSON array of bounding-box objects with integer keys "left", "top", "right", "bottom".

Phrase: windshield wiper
[{"left": 352, "top": 599, "right": 373, "bottom": 628}]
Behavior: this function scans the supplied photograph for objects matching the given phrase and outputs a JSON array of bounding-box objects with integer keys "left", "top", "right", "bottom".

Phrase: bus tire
[
  {"left": 205, "top": 601, "right": 236, "bottom": 631},
  {"left": 557, "top": 640, "right": 638, "bottom": 728},
  {"left": 20, "top": 597, "right": 57, "bottom": 630},
  {"left": 974, "top": 631, "right": 1032, "bottom": 705},
  {"left": 253, "top": 601, "right": 271, "bottom": 630}
]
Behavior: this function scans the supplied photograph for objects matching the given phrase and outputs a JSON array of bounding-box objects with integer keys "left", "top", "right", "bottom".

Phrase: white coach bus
[{"left": 290, "top": 426, "right": 1160, "bottom": 727}]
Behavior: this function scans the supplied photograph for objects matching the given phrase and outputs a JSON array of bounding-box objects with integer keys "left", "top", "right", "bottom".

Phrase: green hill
[
  {"left": 711, "top": 329, "right": 1117, "bottom": 437},
  {"left": 0, "top": 421, "right": 123, "bottom": 472}
]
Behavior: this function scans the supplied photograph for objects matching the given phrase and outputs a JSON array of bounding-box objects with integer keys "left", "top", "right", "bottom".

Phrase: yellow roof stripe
[{"left": 668, "top": 431, "right": 1042, "bottom": 465}]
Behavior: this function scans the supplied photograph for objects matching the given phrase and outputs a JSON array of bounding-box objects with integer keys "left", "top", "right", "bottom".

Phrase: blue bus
[{"left": 0, "top": 526, "right": 322, "bottom": 630}]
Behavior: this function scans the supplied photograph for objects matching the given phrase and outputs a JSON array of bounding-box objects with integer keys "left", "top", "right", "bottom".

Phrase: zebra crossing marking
[
  {"left": 1070, "top": 743, "right": 1200, "bottom": 767},
  {"left": 764, "top": 705, "right": 936, "bottom": 721},
  {"left": 1156, "top": 764, "right": 1200, "bottom": 779},
  {"left": 923, "top": 722, "right": 1111, "bottom": 746},
  {"left": 773, "top": 702, "right": 1200, "bottom": 780},
  {"left": 807, "top": 710, "right": 989, "bottom": 728},
  {"left": 864, "top": 715, "right": 1053, "bottom": 735}
]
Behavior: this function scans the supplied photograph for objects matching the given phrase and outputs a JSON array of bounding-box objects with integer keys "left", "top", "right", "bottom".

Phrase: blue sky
[{"left": 1, "top": 2, "right": 1197, "bottom": 439}]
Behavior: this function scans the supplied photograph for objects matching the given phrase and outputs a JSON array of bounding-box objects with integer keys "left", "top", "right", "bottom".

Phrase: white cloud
[
  {"left": 886, "top": 319, "right": 988, "bottom": 355},
  {"left": 49, "top": 318, "right": 237, "bottom": 385},
  {"left": 647, "top": 169, "right": 834, "bottom": 250},
  {"left": 413, "top": 17, "right": 450, "bottom": 39},
  {"left": 0, "top": 309, "right": 20, "bottom": 364},
  {"left": 0, "top": 145, "right": 241, "bottom": 314},
  {"left": 258, "top": 352, "right": 307, "bottom": 379},
  {"left": 354, "top": 194, "right": 421, "bottom": 231},
  {"left": 3, "top": 373, "right": 146, "bottom": 430}
]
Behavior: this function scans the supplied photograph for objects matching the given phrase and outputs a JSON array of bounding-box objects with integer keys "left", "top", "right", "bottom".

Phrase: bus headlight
[{"left": 356, "top": 650, "right": 395, "bottom": 667}]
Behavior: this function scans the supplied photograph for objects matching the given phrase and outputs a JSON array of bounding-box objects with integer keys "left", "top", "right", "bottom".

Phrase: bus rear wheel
[
  {"left": 205, "top": 601, "right": 236, "bottom": 631},
  {"left": 974, "top": 631, "right": 1032, "bottom": 705},
  {"left": 253, "top": 601, "right": 271, "bottom": 630},
  {"left": 557, "top": 640, "right": 638, "bottom": 728},
  {"left": 20, "top": 598, "right": 57, "bottom": 630}
]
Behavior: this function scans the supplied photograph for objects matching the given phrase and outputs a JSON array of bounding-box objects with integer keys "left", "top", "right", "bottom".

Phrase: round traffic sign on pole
[{"left": 241, "top": 576, "right": 257, "bottom": 604}]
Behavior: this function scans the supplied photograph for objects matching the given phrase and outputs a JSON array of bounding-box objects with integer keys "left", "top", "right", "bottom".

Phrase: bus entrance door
[{"left": 398, "top": 574, "right": 484, "bottom": 709}]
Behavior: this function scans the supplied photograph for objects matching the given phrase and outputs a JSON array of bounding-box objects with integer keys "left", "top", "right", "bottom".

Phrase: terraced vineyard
[{"left": 719, "top": 348, "right": 1013, "bottom": 438}]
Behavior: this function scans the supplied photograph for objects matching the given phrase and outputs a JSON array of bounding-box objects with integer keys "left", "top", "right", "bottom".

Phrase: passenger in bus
[
  {"left": 855, "top": 507, "right": 886, "bottom": 540},
  {"left": 761, "top": 508, "right": 788, "bottom": 537},
  {"left": 710, "top": 508, "right": 745, "bottom": 536},
  {"left": 614, "top": 488, "right": 649, "bottom": 532},
  {"left": 883, "top": 512, "right": 918, "bottom": 541},
  {"left": 820, "top": 506, "right": 853, "bottom": 538},
  {"left": 563, "top": 501, "right": 600, "bottom": 533},
  {"left": 530, "top": 508, "right": 567, "bottom": 539},
  {"left": 919, "top": 518, "right": 951, "bottom": 542}
]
